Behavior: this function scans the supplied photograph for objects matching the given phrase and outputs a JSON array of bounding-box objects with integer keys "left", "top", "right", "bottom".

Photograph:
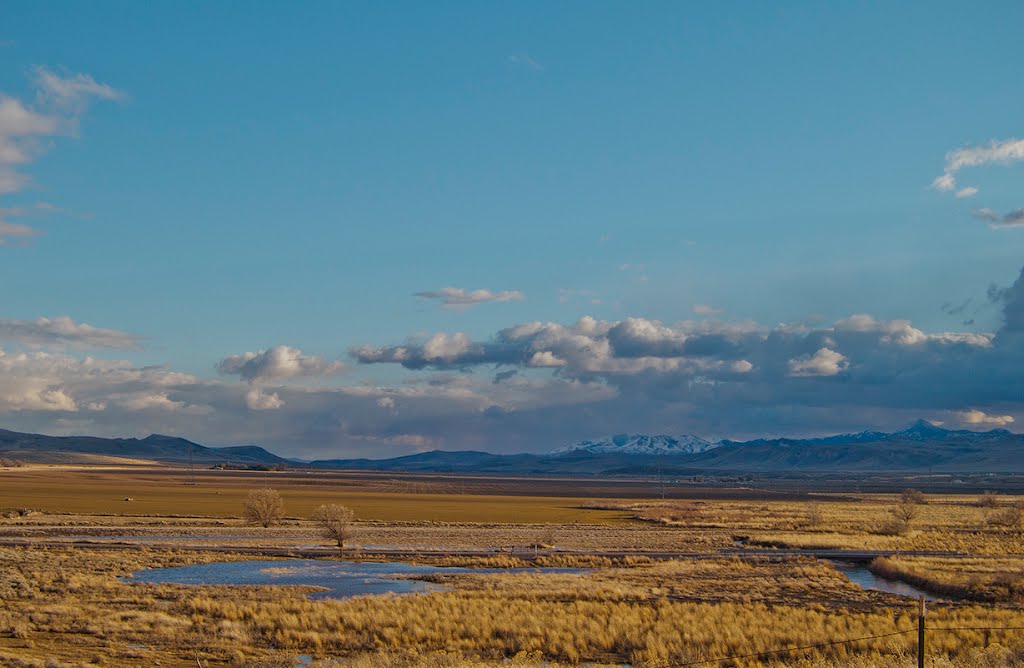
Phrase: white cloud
[
  {"left": 955, "top": 186, "right": 978, "bottom": 199},
  {"left": 693, "top": 304, "right": 722, "bottom": 315},
  {"left": 218, "top": 345, "right": 345, "bottom": 383},
  {"left": 32, "top": 67, "right": 124, "bottom": 112},
  {"left": 527, "top": 351, "right": 566, "bottom": 367},
  {"left": 0, "top": 68, "right": 121, "bottom": 244},
  {"left": 0, "top": 316, "right": 142, "bottom": 349},
  {"left": 0, "top": 348, "right": 197, "bottom": 416},
  {"left": 116, "top": 392, "right": 209, "bottom": 414},
  {"left": 932, "top": 173, "right": 956, "bottom": 192},
  {"left": 730, "top": 360, "right": 754, "bottom": 373},
  {"left": 955, "top": 409, "right": 1014, "bottom": 427},
  {"left": 788, "top": 348, "right": 848, "bottom": 377},
  {"left": 4, "top": 267, "right": 1024, "bottom": 457},
  {"left": 414, "top": 287, "right": 525, "bottom": 310},
  {"left": 245, "top": 387, "right": 284, "bottom": 411},
  {"left": 933, "top": 138, "right": 1024, "bottom": 192}
]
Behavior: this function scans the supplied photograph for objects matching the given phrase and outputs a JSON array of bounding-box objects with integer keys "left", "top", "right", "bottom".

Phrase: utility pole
[
  {"left": 918, "top": 594, "right": 926, "bottom": 668},
  {"left": 658, "top": 453, "right": 666, "bottom": 499}
]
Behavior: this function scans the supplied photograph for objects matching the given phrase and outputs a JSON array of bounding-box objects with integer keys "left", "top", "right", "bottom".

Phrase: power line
[
  {"left": 660, "top": 625, "right": 1024, "bottom": 667},
  {"left": 931, "top": 626, "right": 1024, "bottom": 632}
]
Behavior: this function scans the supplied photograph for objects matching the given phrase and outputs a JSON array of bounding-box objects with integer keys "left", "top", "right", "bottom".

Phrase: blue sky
[{"left": 1, "top": 3, "right": 1023, "bottom": 457}]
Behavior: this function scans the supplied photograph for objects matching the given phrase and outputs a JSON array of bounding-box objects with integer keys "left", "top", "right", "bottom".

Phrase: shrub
[
  {"left": 900, "top": 488, "right": 928, "bottom": 505},
  {"left": 978, "top": 493, "right": 1001, "bottom": 509}
]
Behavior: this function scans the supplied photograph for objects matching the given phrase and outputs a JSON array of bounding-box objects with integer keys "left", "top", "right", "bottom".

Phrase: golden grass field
[
  {"left": 0, "top": 466, "right": 632, "bottom": 524},
  {"left": 1, "top": 545, "right": 1023, "bottom": 668},
  {"left": 1, "top": 465, "right": 1023, "bottom": 667}
]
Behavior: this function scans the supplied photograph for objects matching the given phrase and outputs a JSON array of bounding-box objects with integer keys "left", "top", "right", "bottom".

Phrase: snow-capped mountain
[{"left": 550, "top": 433, "right": 721, "bottom": 457}]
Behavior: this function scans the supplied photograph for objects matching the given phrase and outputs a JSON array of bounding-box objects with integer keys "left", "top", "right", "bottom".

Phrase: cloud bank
[{"left": 0, "top": 267, "right": 1021, "bottom": 458}]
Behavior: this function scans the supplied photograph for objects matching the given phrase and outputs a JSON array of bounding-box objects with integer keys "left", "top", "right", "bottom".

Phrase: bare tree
[
  {"left": 978, "top": 492, "right": 1001, "bottom": 509},
  {"left": 311, "top": 504, "right": 355, "bottom": 548},
  {"left": 243, "top": 488, "right": 284, "bottom": 528},
  {"left": 900, "top": 488, "right": 928, "bottom": 505},
  {"left": 888, "top": 500, "right": 920, "bottom": 535}
]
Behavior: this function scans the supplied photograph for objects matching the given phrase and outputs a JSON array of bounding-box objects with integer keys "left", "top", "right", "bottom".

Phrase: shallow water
[
  {"left": 830, "top": 560, "right": 938, "bottom": 600},
  {"left": 127, "top": 559, "right": 584, "bottom": 600}
]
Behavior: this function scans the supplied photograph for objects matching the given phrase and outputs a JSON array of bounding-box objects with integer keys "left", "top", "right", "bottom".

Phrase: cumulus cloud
[
  {"left": 351, "top": 312, "right": 992, "bottom": 382},
  {"left": 933, "top": 138, "right": 1024, "bottom": 193},
  {"left": 245, "top": 387, "right": 284, "bottom": 411},
  {"left": 990, "top": 265, "right": 1024, "bottom": 334},
  {"left": 788, "top": 347, "right": 848, "bottom": 377},
  {"left": 414, "top": 287, "right": 525, "bottom": 310},
  {"left": 116, "top": 392, "right": 210, "bottom": 414},
  {"left": 0, "top": 348, "right": 199, "bottom": 417},
  {"left": 954, "top": 409, "right": 1014, "bottom": 427},
  {"left": 0, "top": 316, "right": 142, "bottom": 350},
  {"left": 527, "top": 351, "right": 566, "bottom": 367},
  {"left": 217, "top": 345, "right": 345, "bottom": 383},
  {"left": 4, "top": 266, "right": 1024, "bottom": 457},
  {"left": 955, "top": 186, "right": 978, "bottom": 199}
]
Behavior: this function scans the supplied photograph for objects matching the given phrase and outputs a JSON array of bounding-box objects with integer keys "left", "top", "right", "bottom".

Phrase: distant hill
[
  {"left": 0, "top": 428, "right": 287, "bottom": 467},
  {"left": 3, "top": 420, "right": 1022, "bottom": 473},
  {"left": 551, "top": 433, "right": 719, "bottom": 456}
]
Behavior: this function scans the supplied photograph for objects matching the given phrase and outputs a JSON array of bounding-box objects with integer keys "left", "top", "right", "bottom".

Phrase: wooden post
[{"left": 918, "top": 594, "right": 926, "bottom": 668}]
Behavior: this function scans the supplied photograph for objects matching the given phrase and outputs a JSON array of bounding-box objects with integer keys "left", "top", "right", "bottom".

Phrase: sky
[{"left": 1, "top": 2, "right": 1023, "bottom": 458}]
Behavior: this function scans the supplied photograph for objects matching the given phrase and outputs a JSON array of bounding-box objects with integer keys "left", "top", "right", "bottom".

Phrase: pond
[
  {"left": 127, "top": 559, "right": 584, "bottom": 600},
  {"left": 829, "top": 560, "right": 938, "bottom": 601}
]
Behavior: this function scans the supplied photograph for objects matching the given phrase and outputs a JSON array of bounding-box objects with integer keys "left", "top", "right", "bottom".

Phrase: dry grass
[
  {"left": 730, "top": 495, "right": 1024, "bottom": 556},
  {"left": 870, "top": 556, "right": 1024, "bottom": 602},
  {"left": 0, "top": 467, "right": 632, "bottom": 524},
  {"left": 2, "top": 546, "right": 1024, "bottom": 667}
]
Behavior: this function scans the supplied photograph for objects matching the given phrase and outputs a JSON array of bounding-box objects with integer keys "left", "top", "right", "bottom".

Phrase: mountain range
[
  {"left": 1, "top": 420, "right": 1022, "bottom": 473},
  {"left": 0, "top": 429, "right": 287, "bottom": 467}
]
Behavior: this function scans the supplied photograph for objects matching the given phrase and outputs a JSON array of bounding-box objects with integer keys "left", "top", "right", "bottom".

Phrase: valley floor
[{"left": 1, "top": 465, "right": 1023, "bottom": 667}]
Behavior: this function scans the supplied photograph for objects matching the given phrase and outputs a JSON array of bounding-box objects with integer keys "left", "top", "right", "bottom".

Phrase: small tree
[
  {"left": 311, "top": 504, "right": 355, "bottom": 548},
  {"left": 985, "top": 501, "right": 1024, "bottom": 530},
  {"left": 900, "top": 488, "right": 928, "bottom": 505},
  {"left": 978, "top": 492, "right": 1001, "bottom": 509},
  {"left": 243, "top": 488, "right": 284, "bottom": 528},
  {"left": 888, "top": 500, "right": 920, "bottom": 535}
]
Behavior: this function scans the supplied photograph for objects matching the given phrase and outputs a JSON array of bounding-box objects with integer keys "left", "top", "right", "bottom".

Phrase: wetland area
[{"left": 1, "top": 465, "right": 1023, "bottom": 667}]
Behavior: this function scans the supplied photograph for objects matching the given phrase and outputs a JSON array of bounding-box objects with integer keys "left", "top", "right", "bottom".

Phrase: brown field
[
  {"left": 0, "top": 466, "right": 634, "bottom": 524},
  {"left": 1, "top": 466, "right": 1023, "bottom": 667}
]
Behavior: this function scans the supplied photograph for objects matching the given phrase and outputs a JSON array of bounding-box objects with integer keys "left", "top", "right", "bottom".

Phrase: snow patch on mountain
[{"left": 550, "top": 433, "right": 721, "bottom": 456}]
